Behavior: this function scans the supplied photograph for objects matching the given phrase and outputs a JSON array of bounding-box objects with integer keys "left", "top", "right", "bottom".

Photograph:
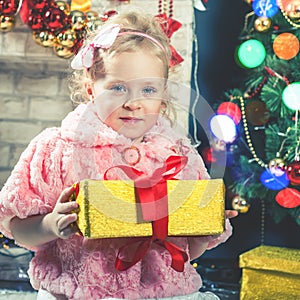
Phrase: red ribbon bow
[
  {"left": 155, "top": 13, "right": 184, "bottom": 67},
  {"left": 104, "top": 155, "right": 189, "bottom": 272}
]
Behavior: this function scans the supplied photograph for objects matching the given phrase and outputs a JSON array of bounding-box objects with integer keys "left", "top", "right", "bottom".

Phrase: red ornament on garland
[
  {"left": 0, "top": 0, "right": 19, "bottom": 15},
  {"left": 275, "top": 188, "right": 300, "bottom": 208},
  {"left": 286, "top": 161, "right": 300, "bottom": 185},
  {"left": 27, "top": 9, "right": 45, "bottom": 31},
  {"left": 44, "top": 6, "right": 68, "bottom": 32},
  {"left": 217, "top": 102, "right": 242, "bottom": 125}
]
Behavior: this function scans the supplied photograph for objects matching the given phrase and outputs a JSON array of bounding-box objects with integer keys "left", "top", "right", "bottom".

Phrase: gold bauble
[
  {"left": 269, "top": 157, "right": 286, "bottom": 176},
  {"left": 56, "top": 29, "right": 77, "bottom": 48},
  {"left": 32, "top": 31, "right": 42, "bottom": 45},
  {"left": 244, "top": 0, "right": 252, "bottom": 4},
  {"left": 70, "top": 10, "right": 87, "bottom": 31},
  {"left": 86, "top": 10, "right": 99, "bottom": 22},
  {"left": 55, "top": 0, "right": 71, "bottom": 15},
  {"left": 39, "top": 31, "right": 57, "bottom": 47},
  {"left": 0, "top": 15, "right": 15, "bottom": 33},
  {"left": 254, "top": 17, "right": 272, "bottom": 32},
  {"left": 287, "top": 9, "right": 300, "bottom": 23},
  {"left": 53, "top": 45, "right": 74, "bottom": 58},
  {"left": 87, "top": 18, "right": 103, "bottom": 32},
  {"left": 232, "top": 196, "right": 250, "bottom": 213}
]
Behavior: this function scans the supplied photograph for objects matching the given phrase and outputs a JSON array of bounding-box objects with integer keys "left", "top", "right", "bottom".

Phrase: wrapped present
[
  {"left": 74, "top": 178, "right": 225, "bottom": 239},
  {"left": 239, "top": 245, "right": 300, "bottom": 300}
]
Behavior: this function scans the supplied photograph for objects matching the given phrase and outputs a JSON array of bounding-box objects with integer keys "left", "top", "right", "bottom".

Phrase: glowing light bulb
[
  {"left": 210, "top": 115, "right": 237, "bottom": 143},
  {"left": 237, "top": 39, "right": 266, "bottom": 68},
  {"left": 282, "top": 82, "right": 300, "bottom": 111}
]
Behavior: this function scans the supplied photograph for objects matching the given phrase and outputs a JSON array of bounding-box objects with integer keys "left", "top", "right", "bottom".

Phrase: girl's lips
[{"left": 120, "top": 117, "right": 142, "bottom": 124}]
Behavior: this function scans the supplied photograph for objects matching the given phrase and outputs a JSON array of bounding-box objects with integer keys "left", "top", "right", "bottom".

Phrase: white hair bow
[{"left": 71, "top": 24, "right": 121, "bottom": 70}]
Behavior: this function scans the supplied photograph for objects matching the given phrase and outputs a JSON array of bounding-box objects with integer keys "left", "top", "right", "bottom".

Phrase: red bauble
[
  {"left": 275, "top": 188, "right": 300, "bottom": 208},
  {"left": 44, "top": 6, "right": 68, "bottom": 32},
  {"left": 33, "top": 0, "right": 50, "bottom": 10},
  {"left": 0, "top": 0, "right": 19, "bottom": 15},
  {"left": 217, "top": 102, "right": 242, "bottom": 125},
  {"left": 27, "top": 9, "right": 45, "bottom": 31},
  {"left": 286, "top": 161, "right": 300, "bottom": 185}
]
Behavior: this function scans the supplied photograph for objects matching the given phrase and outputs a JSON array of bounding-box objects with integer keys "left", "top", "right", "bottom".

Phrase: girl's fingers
[
  {"left": 57, "top": 213, "right": 78, "bottom": 232},
  {"left": 225, "top": 210, "right": 238, "bottom": 219},
  {"left": 58, "top": 186, "right": 75, "bottom": 203}
]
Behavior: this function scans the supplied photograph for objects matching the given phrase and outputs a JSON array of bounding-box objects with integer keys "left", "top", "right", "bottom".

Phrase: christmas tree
[{"left": 206, "top": 0, "right": 300, "bottom": 227}]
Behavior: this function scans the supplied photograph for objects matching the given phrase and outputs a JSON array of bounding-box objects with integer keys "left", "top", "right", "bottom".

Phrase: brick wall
[{"left": 0, "top": 0, "right": 194, "bottom": 187}]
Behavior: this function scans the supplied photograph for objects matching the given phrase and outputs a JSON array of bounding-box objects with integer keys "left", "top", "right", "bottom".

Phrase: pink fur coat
[{"left": 0, "top": 102, "right": 232, "bottom": 299}]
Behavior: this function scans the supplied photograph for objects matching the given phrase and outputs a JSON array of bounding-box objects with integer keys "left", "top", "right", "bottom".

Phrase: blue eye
[
  {"left": 110, "top": 84, "right": 127, "bottom": 93},
  {"left": 142, "top": 86, "right": 157, "bottom": 96}
]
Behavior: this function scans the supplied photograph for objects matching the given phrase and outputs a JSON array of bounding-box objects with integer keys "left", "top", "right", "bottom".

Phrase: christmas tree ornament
[
  {"left": 252, "top": 0, "right": 279, "bottom": 18},
  {"left": 39, "top": 30, "right": 57, "bottom": 47},
  {"left": 201, "top": 147, "right": 216, "bottom": 164},
  {"left": 210, "top": 114, "right": 237, "bottom": 143},
  {"left": 260, "top": 169, "right": 290, "bottom": 190},
  {"left": 32, "top": 31, "right": 42, "bottom": 45},
  {"left": 217, "top": 101, "right": 242, "bottom": 125},
  {"left": 27, "top": 9, "right": 45, "bottom": 31},
  {"left": 69, "top": 10, "right": 86, "bottom": 31},
  {"left": 0, "top": 0, "right": 19, "bottom": 15},
  {"left": 254, "top": 17, "right": 272, "bottom": 32},
  {"left": 278, "top": 0, "right": 300, "bottom": 27},
  {"left": 232, "top": 195, "right": 250, "bottom": 213},
  {"left": 0, "top": 14, "right": 15, "bottom": 32},
  {"left": 86, "top": 17, "right": 103, "bottom": 32},
  {"left": 237, "top": 39, "right": 266, "bottom": 68},
  {"left": 282, "top": 82, "right": 300, "bottom": 111},
  {"left": 275, "top": 187, "right": 300, "bottom": 208},
  {"left": 245, "top": 99, "right": 270, "bottom": 125},
  {"left": 53, "top": 44, "right": 74, "bottom": 58},
  {"left": 55, "top": 0, "right": 71, "bottom": 15},
  {"left": 57, "top": 28, "right": 77, "bottom": 48},
  {"left": 269, "top": 157, "right": 286, "bottom": 176},
  {"left": 286, "top": 160, "right": 300, "bottom": 185},
  {"left": 273, "top": 32, "right": 299, "bottom": 60},
  {"left": 44, "top": 6, "right": 68, "bottom": 32},
  {"left": 280, "top": 0, "right": 300, "bottom": 21}
]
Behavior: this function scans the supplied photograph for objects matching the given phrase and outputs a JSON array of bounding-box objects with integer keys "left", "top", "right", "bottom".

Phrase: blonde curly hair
[{"left": 68, "top": 9, "right": 176, "bottom": 122}]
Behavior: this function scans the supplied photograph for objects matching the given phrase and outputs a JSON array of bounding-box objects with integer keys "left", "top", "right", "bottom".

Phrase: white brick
[
  {"left": 29, "top": 97, "right": 72, "bottom": 121},
  {"left": 58, "top": 76, "right": 71, "bottom": 97},
  {"left": 16, "top": 75, "right": 59, "bottom": 96},
  {"left": 0, "top": 145, "right": 10, "bottom": 167},
  {"left": 0, "top": 171, "right": 11, "bottom": 189},
  {"left": 0, "top": 121, "right": 44, "bottom": 144},
  {"left": 0, "top": 96, "right": 28, "bottom": 119},
  {"left": 0, "top": 72, "right": 14, "bottom": 94},
  {"left": 9, "top": 145, "right": 26, "bottom": 167}
]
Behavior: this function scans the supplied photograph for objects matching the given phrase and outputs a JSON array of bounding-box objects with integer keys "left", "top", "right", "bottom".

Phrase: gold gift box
[
  {"left": 239, "top": 245, "right": 300, "bottom": 300},
  {"left": 74, "top": 179, "right": 225, "bottom": 239}
]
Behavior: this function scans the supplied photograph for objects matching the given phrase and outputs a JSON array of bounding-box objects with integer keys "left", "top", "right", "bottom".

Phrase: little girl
[{"left": 0, "top": 10, "right": 237, "bottom": 300}]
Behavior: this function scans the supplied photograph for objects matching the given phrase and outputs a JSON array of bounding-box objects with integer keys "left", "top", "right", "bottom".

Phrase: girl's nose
[{"left": 123, "top": 93, "right": 142, "bottom": 110}]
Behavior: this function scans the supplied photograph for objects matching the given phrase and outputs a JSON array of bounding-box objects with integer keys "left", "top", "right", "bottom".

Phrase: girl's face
[{"left": 92, "top": 50, "right": 167, "bottom": 142}]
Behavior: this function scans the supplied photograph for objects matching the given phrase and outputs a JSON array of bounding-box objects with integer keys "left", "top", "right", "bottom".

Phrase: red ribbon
[
  {"left": 155, "top": 13, "right": 184, "bottom": 67},
  {"left": 104, "top": 155, "right": 189, "bottom": 272}
]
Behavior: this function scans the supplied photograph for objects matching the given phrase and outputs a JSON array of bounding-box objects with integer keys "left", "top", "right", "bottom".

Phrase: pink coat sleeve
[{"left": 0, "top": 128, "right": 64, "bottom": 242}]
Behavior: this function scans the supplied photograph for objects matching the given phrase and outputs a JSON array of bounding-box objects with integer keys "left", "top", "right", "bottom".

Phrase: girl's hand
[
  {"left": 225, "top": 209, "right": 238, "bottom": 219},
  {"left": 48, "top": 186, "right": 79, "bottom": 239}
]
